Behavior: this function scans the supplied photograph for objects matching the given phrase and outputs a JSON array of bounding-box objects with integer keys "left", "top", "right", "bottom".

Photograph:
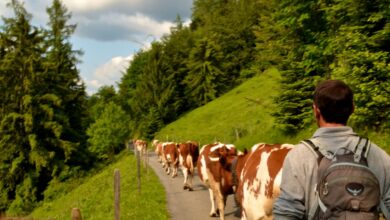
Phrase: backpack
[{"left": 303, "top": 138, "right": 381, "bottom": 220}]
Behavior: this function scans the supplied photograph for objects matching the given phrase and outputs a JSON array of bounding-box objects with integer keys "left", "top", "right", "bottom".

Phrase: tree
[
  {"left": 0, "top": 0, "right": 89, "bottom": 213},
  {"left": 271, "top": 0, "right": 330, "bottom": 133},
  {"left": 117, "top": 50, "right": 149, "bottom": 116},
  {"left": 324, "top": 0, "right": 390, "bottom": 130},
  {"left": 161, "top": 15, "right": 194, "bottom": 111},
  {"left": 184, "top": 36, "right": 225, "bottom": 106},
  {"left": 131, "top": 42, "right": 181, "bottom": 136},
  {"left": 0, "top": 0, "right": 46, "bottom": 213},
  {"left": 87, "top": 102, "right": 130, "bottom": 160},
  {"left": 45, "top": 0, "right": 88, "bottom": 150}
]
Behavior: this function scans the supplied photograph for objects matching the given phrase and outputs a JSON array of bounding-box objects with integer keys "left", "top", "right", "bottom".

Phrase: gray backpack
[{"left": 303, "top": 138, "right": 380, "bottom": 220}]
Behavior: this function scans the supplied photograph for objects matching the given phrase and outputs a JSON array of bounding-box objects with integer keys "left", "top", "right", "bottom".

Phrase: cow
[
  {"left": 162, "top": 142, "right": 179, "bottom": 178},
  {"left": 233, "top": 143, "right": 293, "bottom": 220},
  {"left": 152, "top": 139, "right": 163, "bottom": 163},
  {"left": 177, "top": 141, "right": 199, "bottom": 191},
  {"left": 197, "top": 142, "right": 238, "bottom": 220},
  {"left": 133, "top": 139, "right": 147, "bottom": 155}
]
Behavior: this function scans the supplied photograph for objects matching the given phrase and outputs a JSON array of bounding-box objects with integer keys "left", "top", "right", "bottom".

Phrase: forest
[{"left": 0, "top": 0, "right": 389, "bottom": 215}]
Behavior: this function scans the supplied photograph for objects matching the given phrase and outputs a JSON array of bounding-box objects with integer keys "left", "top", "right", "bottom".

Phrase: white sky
[{"left": 0, "top": 0, "right": 192, "bottom": 94}]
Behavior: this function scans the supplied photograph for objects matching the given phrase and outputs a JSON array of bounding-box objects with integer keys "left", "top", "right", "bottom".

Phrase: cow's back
[{"left": 236, "top": 143, "right": 293, "bottom": 220}]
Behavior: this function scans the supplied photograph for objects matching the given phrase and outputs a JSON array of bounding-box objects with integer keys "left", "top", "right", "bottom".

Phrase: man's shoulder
[{"left": 286, "top": 142, "right": 318, "bottom": 159}]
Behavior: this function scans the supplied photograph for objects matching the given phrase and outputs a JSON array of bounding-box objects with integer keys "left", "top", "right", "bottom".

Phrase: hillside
[
  {"left": 155, "top": 69, "right": 390, "bottom": 152},
  {"left": 29, "top": 152, "right": 169, "bottom": 220},
  {"left": 155, "top": 68, "right": 313, "bottom": 149}
]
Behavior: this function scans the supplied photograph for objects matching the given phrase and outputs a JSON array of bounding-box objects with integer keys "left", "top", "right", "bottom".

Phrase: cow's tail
[
  {"left": 186, "top": 155, "right": 194, "bottom": 175},
  {"left": 231, "top": 157, "right": 239, "bottom": 188}
]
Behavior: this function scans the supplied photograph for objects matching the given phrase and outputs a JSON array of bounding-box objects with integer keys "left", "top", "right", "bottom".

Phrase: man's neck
[{"left": 318, "top": 120, "right": 345, "bottom": 128}]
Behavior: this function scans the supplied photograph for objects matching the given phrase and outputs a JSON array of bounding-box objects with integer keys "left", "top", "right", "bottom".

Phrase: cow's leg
[
  {"left": 166, "top": 162, "right": 171, "bottom": 175},
  {"left": 214, "top": 185, "right": 225, "bottom": 220},
  {"left": 161, "top": 155, "right": 166, "bottom": 168},
  {"left": 187, "top": 156, "right": 194, "bottom": 191},
  {"left": 208, "top": 188, "right": 219, "bottom": 217},
  {"left": 187, "top": 171, "right": 193, "bottom": 191},
  {"left": 182, "top": 167, "right": 189, "bottom": 189},
  {"left": 172, "top": 164, "right": 178, "bottom": 178}
]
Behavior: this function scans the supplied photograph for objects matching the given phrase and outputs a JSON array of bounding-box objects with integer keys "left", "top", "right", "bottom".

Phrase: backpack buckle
[
  {"left": 354, "top": 153, "right": 361, "bottom": 163},
  {"left": 323, "top": 182, "right": 329, "bottom": 196}
]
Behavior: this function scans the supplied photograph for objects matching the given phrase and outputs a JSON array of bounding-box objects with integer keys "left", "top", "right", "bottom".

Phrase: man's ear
[{"left": 313, "top": 104, "right": 321, "bottom": 121}]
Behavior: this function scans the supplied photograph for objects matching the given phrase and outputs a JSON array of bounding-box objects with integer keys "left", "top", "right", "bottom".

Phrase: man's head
[{"left": 313, "top": 80, "right": 354, "bottom": 126}]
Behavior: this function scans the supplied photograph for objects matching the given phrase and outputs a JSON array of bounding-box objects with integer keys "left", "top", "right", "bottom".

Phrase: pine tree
[
  {"left": 324, "top": 0, "right": 390, "bottom": 130},
  {"left": 45, "top": 0, "right": 88, "bottom": 160},
  {"left": 271, "top": 0, "right": 330, "bottom": 133},
  {"left": 0, "top": 0, "right": 46, "bottom": 213},
  {"left": 161, "top": 15, "right": 194, "bottom": 111},
  {"left": 184, "top": 36, "right": 225, "bottom": 106},
  {"left": 130, "top": 42, "right": 180, "bottom": 137},
  {"left": 0, "top": 0, "right": 89, "bottom": 213}
]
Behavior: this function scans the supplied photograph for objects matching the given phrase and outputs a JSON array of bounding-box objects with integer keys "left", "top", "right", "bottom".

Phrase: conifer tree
[
  {"left": 324, "top": 0, "right": 390, "bottom": 130},
  {"left": 0, "top": 0, "right": 89, "bottom": 213},
  {"left": 271, "top": 0, "right": 329, "bottom": 133},
  {"left": 131, "top": 42, "right": 180, "bottom": 137},
  {"left": 45, "top": 0, "right": 88, "bottom": 156},
  {"left": 0, "top": 0, "right": 46, "bottom": 213}
]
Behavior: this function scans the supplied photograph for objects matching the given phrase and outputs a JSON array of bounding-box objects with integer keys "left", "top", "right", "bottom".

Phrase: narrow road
[{"left": 147, "top": 152, "right": 240, "bottom": 220}]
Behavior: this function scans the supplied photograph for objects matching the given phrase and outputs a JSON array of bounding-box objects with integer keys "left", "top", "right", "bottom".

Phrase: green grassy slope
[
  {"left": 155, "top": 68, "right": 310, "bottom": 150},
  {"left": 30, "top": 152, "right": 169, "bottom": 220},
  {"left": 155, "top": 68, "right": 389, "bottom": 152}
]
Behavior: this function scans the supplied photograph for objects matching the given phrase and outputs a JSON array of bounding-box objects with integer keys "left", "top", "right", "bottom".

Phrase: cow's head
[{"left": 208, "top": 144, "right": 237, "bottom": 169}]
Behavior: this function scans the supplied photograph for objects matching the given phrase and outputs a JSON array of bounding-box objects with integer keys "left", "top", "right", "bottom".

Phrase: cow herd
[{"left": 134, "top": 139, "right": 294, "bottom": 220}]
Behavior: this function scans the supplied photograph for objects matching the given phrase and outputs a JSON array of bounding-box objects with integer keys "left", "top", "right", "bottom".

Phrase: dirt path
[{"left": 147, "top": 152, "right": 240, "bottom": 220}]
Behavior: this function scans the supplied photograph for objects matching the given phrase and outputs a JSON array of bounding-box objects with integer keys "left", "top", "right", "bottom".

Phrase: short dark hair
[{"left": 314, "top": 80, "right": 354, "bottom": 125}]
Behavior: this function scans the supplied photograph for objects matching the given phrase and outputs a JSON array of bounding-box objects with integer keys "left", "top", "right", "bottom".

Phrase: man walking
[{"left": 273, "top": 80, "right": 390, "bottom": 219}]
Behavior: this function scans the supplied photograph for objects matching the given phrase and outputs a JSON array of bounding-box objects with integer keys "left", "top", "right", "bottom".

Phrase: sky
[{"left": 0, "top": 0, "right": 193, "bottom": 95}]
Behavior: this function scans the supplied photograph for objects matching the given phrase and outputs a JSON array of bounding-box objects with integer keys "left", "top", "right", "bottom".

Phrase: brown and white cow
[
  {"left": 178, "top": 141, "right": 199, "bottom": 191},
  {"left": 133, "top": 139, "right": 147, "bottom": 154},
  {"left": 152, "top": 139, "right": 163, "bottom": 163},
  {"left": 162, "top": 142, "right": 179, "bottom": 178},
  {"left": 197, "top": 142, "right": 238, "bottom": 220},
  {"left": 233, "top": 143, "right": 293, "bottom": 220}
]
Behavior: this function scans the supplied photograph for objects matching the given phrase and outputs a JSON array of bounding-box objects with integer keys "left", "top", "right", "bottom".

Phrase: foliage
[
  {"left": 268, "top": 0, "right": 390, "bottom": 132},
  {"left": 87, "top": 102, "right": 129, "bottom": 160},
  {"left": 323, "top": 0, "right": 390, "bottom": 130},
  {"left": 0, "top": 0, "right": 88, "bottom": 214}
]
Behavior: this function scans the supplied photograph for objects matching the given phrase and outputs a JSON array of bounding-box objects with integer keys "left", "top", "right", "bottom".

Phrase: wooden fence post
[
  {"left": 114, "top": 169, "right": 120, "bottom": 220},
  {"left": 71, "top": 207, "right": 82, "bottom": 220},
  {"left": 136, "top": 149, "right": 141, "bottom": 193}
]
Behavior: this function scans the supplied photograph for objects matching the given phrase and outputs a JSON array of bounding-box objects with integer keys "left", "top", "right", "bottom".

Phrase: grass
[
  {"left": 155, "top": 68, "right": 317, "bottom": 150},
  {"left": 29, "top": 152, "right": 169, "bottom": 220},
  {"left": 155, "top": 68, "right": 390, "bottom": 153},
  {"left": 155, "top": 68, "right": 287, "bottom": 150}
]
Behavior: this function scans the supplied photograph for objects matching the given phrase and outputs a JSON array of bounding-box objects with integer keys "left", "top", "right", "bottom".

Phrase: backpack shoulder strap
[
  {"left": 380, "top": 200, "right": 390, "bottom": 219},
  {"left": 301, "top": 139, "right": 323, "bottom": 164},
  {"left": 353, "top": 137, "right": 371, "bottom": 163}
]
